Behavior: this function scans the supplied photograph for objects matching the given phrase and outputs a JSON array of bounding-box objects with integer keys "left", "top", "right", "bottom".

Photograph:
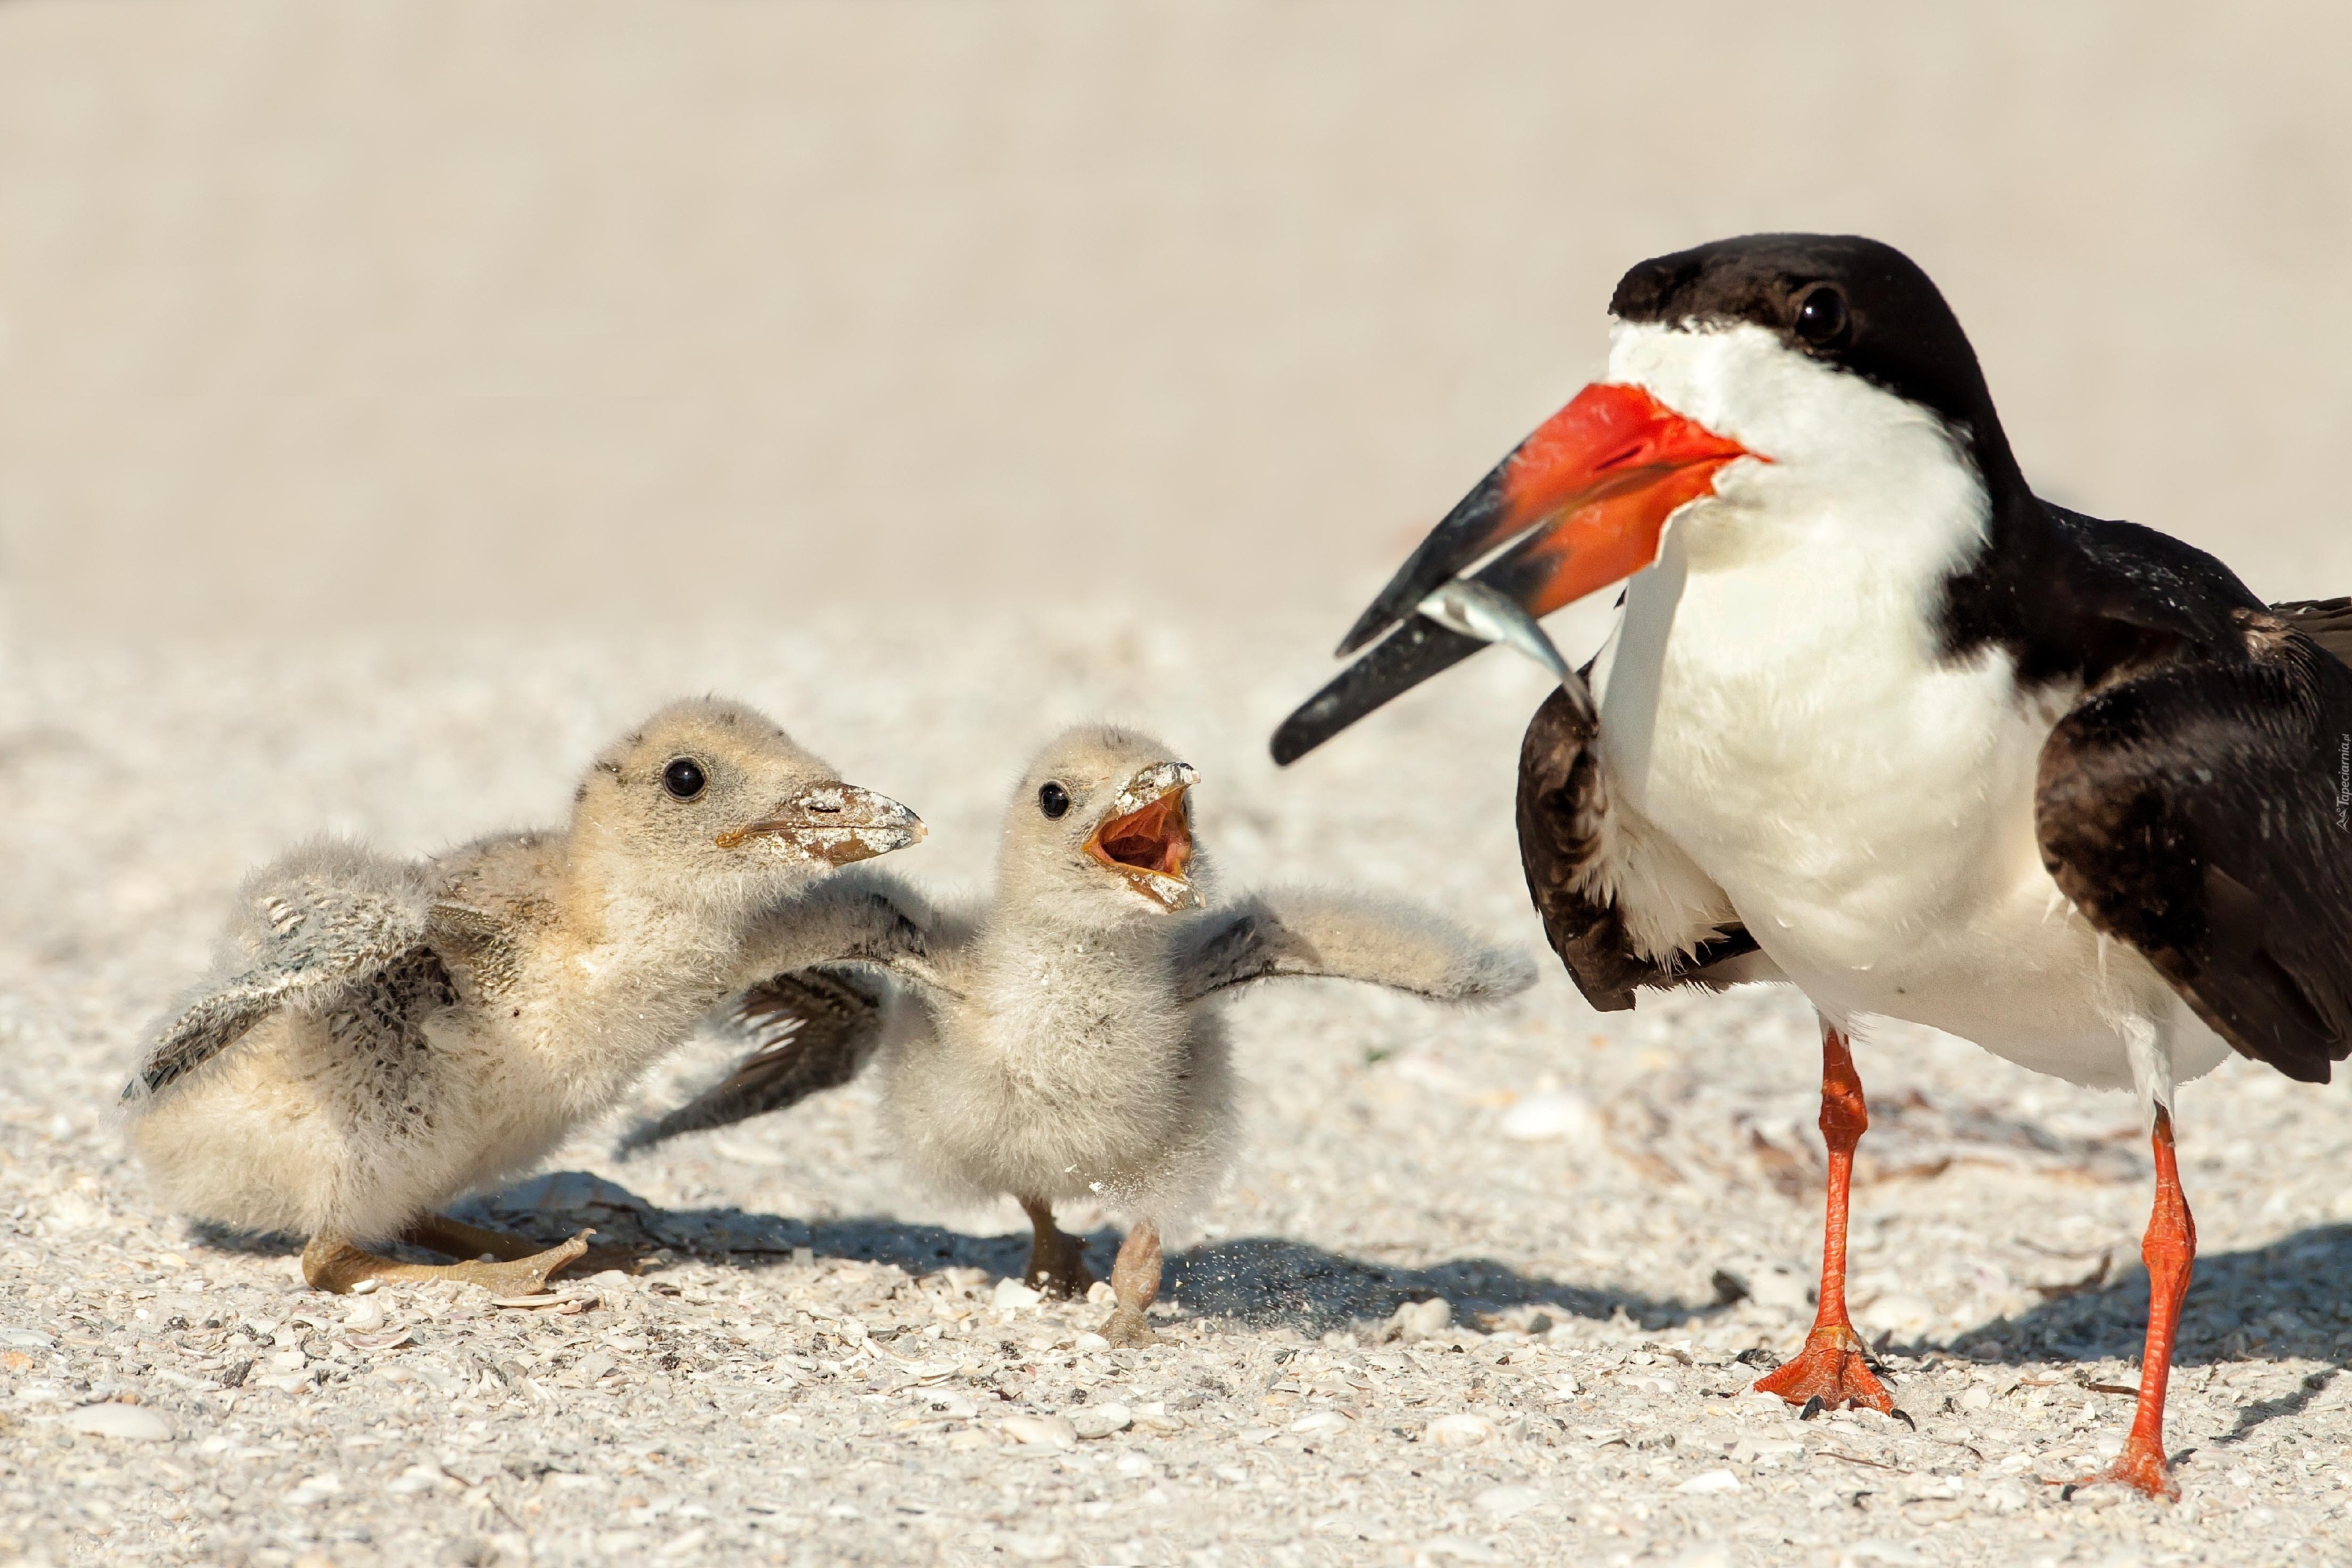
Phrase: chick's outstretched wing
[
  {"left": 1170, "top": 888, "right": 1535, "bottom": 1006},
  {"left": 732, "top": 870, "right": 967, "bottom": 997}
]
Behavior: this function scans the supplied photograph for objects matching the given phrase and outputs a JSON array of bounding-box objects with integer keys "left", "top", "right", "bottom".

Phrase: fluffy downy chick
[
  {"left": 124, "top": 697, "right": 928, "bottom": 1295},
  {"left": 627, "top": 725, "right": 1532, "bottom": 1345}
]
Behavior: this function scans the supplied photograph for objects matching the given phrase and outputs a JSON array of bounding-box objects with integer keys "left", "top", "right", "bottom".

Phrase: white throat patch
[{"left": 1605, "top": 320, "right": 1991, "bottom": 590}]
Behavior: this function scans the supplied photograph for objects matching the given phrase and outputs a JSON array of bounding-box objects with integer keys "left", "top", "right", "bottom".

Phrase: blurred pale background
[{"left": 0, "top": 0, "right": 2348, "bottom": 644}]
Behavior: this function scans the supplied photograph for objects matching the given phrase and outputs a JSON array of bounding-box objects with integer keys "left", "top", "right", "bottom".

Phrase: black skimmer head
[{"left": 1273, "top": 233, "right": 2026, "bottom": 763}]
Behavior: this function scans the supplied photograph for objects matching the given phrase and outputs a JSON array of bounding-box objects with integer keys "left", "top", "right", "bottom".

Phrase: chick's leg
[
  {"left": 1018, "top": 1197, "right": 1097, "bottom": 1298},
  {"left": 404, "top": 1213, "right": 638, "bottom": 1276},
  {"left": 1099, "top": 1221, "right": 1163, "bottom": 1348},
  {"left": 301, "top": 1230, "right": 591, "bottom": 1296}
]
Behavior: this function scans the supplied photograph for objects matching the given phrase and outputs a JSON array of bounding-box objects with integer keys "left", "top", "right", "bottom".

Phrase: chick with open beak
[
  {"left": 626, "top": 723, "right": 1535, "bottom": 1348},
  {"left": 1080, "top": 760, "right": 1201, "bottom": 910}
]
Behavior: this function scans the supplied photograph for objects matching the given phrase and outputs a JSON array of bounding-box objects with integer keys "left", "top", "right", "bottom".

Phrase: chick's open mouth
[{"left": 1087, "top": 791, "right": 1193, "bottom": 889}]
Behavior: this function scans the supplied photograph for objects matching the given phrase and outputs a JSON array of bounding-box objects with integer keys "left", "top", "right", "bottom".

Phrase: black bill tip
[
  {"left": 1272, "top": 617, "right": 1490, "bottom": 766},
  {"left": 1333, "top": 463, "right": 1518, "bottom": 658}
]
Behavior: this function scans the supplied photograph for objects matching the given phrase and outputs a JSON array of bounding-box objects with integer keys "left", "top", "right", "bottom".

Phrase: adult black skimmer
[{"left": 1273, "top": 233, "right": 2352, "bottom": 1499}]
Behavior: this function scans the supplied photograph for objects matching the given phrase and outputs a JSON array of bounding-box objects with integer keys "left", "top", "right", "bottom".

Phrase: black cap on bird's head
[{"left": 1272, "top": 234, "right": 2016, "bottom": 766}]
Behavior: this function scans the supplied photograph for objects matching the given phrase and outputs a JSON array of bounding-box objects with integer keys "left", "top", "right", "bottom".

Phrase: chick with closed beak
[{"left": 125, "top": 697, "right": 927, "bottom": 1294}]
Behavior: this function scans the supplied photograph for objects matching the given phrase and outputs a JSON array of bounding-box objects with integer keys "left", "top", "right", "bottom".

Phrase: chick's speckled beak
[
  {"left": 1085, "top": 761, "right": 1201, "bottom": 910},
  {"left": 720, "top": 782, "right": 925, "bottom": 865}
]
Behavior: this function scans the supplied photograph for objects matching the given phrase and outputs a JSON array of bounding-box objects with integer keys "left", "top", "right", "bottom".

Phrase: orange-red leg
[
  {"left": 2078, "top": 1106, "right": 2195, "bottom": 1499},
  {"left": 1754, "top": 1019, "right": 1894, "bottom": 1414}
]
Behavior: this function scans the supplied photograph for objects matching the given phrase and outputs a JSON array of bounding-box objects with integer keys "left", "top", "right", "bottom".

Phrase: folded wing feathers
[{"left": 126, "top": 839, "right": 439, "bottom": 1105}]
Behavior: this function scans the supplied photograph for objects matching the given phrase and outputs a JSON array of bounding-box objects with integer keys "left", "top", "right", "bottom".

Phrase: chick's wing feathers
[
  {"left": 1172, "top": 889, "right": 1535, "bottom": 1006},
  {"left": 734, "top": 869, "right": 965, "bottom": 996},
  {"left": 617, "top": 969, "right": 889, "bottom": 1153},
  {"left": 128, "top": 839, "right": 443, "bottom": 1104},
  {"left": 622, "top": 873, "right": 983, "bottom": 1152}
]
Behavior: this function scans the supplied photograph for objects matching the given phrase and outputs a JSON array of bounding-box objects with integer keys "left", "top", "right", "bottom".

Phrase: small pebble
[
  {"left": 60, "top": 1404, "right": 173, "bottom": 1442},
  {"left": 1499, "top": 1090, "right": 1597, "bottom": 1141},
  {"left": 1389, "top": 1298, "right": 1452, "bottom": 1343},
  {"left": 1002, "top": 1413, "right": 1078, "bottom": 1449},
  {"left": 1070, "top": 1402, "right": 1133, "bottom": 1439},
  {"left": 1425, "top": 1414, "right": 1496, "bottom": 1448}
]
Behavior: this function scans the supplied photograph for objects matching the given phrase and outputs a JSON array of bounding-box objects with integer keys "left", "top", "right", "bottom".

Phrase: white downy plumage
[{"left": 872, "top": 724, "right": 1534, "bottom": 1346}]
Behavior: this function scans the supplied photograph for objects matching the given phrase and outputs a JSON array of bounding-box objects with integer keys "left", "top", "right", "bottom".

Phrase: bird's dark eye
[
  {"left": 662, "top": 758, "right": 707, "bottom": 800},
  {"left": 1038, "top": 782, "right": 1071, "bottom": 819},
  {"left": 1793, "top": 284, "right": 1849, "bottom": 345}
]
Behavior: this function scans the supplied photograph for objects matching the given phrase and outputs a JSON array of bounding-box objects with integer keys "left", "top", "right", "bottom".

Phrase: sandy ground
[
  {"left": 2, "top": 617, "right": 2351, "bottom": 1567},
  {"left": 7, "top": 4, "right": 2352, "bottom": 1564}
]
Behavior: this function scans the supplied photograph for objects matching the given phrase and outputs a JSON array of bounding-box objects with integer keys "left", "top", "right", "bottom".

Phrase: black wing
[
  {"left": 617, "top": 969, "right": 889, "bottom": 1154},
  {"left": 2038, "top": 608, "right": 2352, "bottom": 1083},
  {"left": 1516, "top": 682, "right": 1767, "bottom": 1011}
]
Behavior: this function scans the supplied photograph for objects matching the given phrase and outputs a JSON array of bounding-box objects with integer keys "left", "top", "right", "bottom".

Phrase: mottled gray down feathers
[
  {"left": 625, "top": 888, "right": 1533, "bottom": 1150},
  {"left": 127, "top": 839, "right": 446, "bottom": 1102}
]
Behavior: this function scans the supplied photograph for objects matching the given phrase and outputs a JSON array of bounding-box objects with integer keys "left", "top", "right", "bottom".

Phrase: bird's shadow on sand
[
  {"left": 1923, "top": 1223, "right": 2352, "bottom": 1444},
  {"left": 188, "top": 1169, "right": 1706, "bottom": 1331},
  {"left": 194, "top": 1174, "right": 2351, "bottom": 1441},
  {"left": 436, "top": 1170, "right": 1710, "bottom": 1335}
]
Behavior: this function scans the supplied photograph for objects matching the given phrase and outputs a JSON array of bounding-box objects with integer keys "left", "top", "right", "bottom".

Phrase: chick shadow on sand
[
  {"left": 1905, "top": 1223, "right": 2352, "bottom": 1445},
  {"left": 422, "top": 1170, "right": 1716, "bottom": 1336}
]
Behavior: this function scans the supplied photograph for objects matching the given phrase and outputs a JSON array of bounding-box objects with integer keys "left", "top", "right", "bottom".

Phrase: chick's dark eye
[
  {"left": 1793, "top": 284, "right": 1849, "bottom": 345},
  {"left": 1038, "top": 781, "right": 1071, "bottom": 819},
  {"left": 662, "top": 758, "right": 707, "bottom": 800}
]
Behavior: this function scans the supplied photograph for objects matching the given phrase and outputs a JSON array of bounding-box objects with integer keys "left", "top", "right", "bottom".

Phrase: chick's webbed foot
[
  {"left": 407, "top": 1212, "right": 643, "bottom": 1278},
  {"left": 442, "top": 1232, "right": 594, "bottom": 1295},
  {"left": 301, "top": 1229, "right": 592, "bottom": 1295},
  {"left": 1099, "top": 1308, "right": 1160, "bottom": 1349}
]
